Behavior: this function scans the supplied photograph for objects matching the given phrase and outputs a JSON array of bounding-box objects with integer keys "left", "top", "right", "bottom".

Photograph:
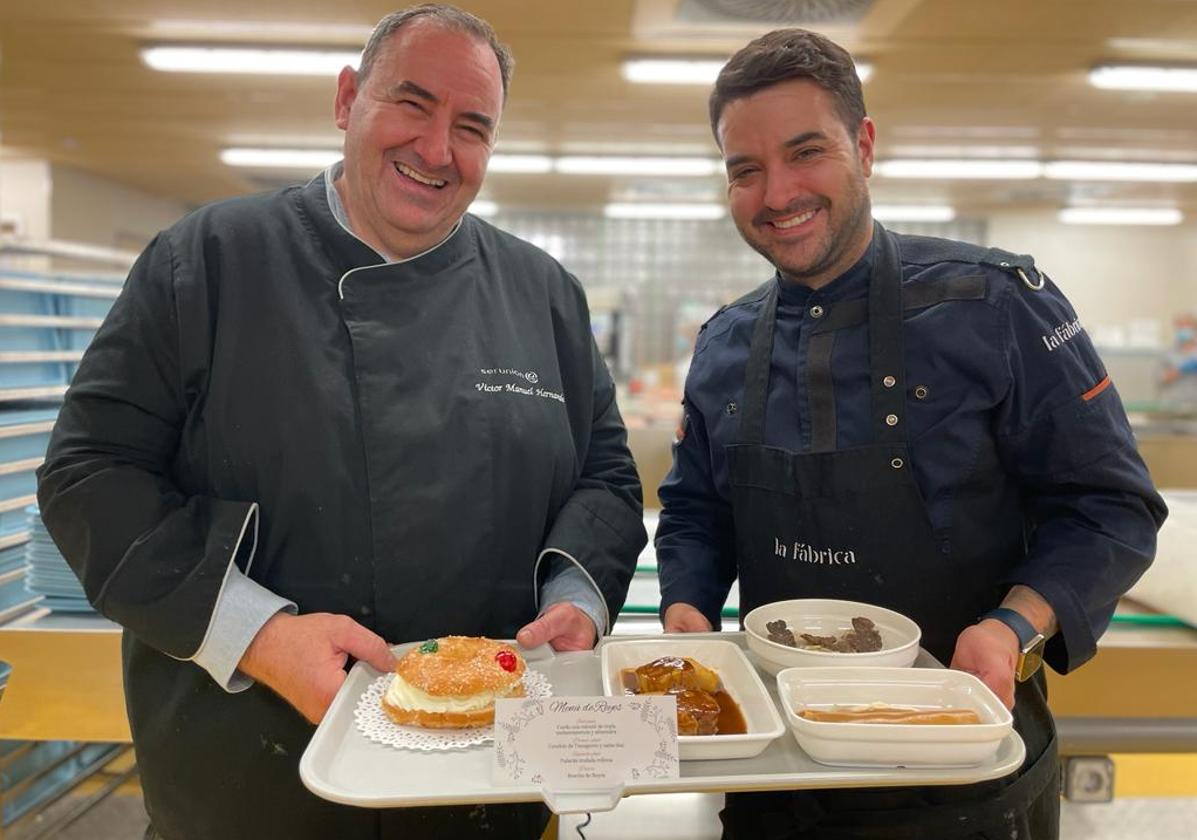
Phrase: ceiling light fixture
[
  {"left": 603, "top": 203, "right": 725, "bottom": 220},
  {"left": 221, "top": 148, "right": 342, "bottom": 168},
  {"left": 142, "top": 46, "right": 359, "bottom": 75},
  {"left": 556, "top": 156, "right": 721, "bottom": 176},
  {"left": 1044, "top": 160, "right": 1197, "bottom": 182},
  {"left": 487, "top": 155, "right": 554, "bottom": 173},
  {"left": 621, "top": 57, "right": 872, "bottom": 84},
  {"left": 621, "top": 58, "right": 726, "bottom": 85},
  {"left": 1089, "top": 64, "right": 1197, "bottom": 92},
  {"left": 871, "top": 205, "right": 956, "bottom": 223},
  {"left": 874, "top": 160, "right": 1044, "bottom": 179},
  {"left": 1058, "top": 207, "right": 1183, "bottom": 226}
]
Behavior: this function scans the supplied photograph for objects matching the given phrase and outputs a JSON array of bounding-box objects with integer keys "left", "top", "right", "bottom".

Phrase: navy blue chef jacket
[{"left": 657, "top": 232, "right": 1166, "bottom": 675}]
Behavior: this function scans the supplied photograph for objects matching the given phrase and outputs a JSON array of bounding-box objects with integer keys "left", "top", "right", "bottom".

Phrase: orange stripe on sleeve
[{"left": 1082, "top": 375, "right": 1112, "bottom": 402}]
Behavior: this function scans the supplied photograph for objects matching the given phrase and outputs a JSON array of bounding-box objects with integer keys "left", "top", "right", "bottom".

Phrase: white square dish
[
  {"left": 777, "top": 666, "right": 1013, "bottom": 768},
  {"left": 599, "top": 638, "right": 785, "bottom": 761}
]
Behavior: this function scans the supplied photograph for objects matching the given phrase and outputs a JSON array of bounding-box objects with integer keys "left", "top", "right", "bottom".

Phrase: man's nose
[
  {"left": 762, "top": 167, "right": 802, "bottom": 212},
  {"left": 411, "top": 119, "right": 453, "bottom": 170}
]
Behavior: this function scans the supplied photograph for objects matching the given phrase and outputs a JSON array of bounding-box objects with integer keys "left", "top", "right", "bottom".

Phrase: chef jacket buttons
[
  {"left": 914, "top": 385, "right": 929, "bottom": 399},
  {"left": 891, "top": 457, "right": 904, "bottom": 469},
  {"left": 882, "top": 375, "right": 896, "bottom": 388},
  {"left": 726, "top": 401, "right": 738, "bottom": 415},
  {"left": 885, "top": 414, "right": 899, "bottom": 426},
  {"left": 809, "top": 305, "right": 824, "bottom": 318}
]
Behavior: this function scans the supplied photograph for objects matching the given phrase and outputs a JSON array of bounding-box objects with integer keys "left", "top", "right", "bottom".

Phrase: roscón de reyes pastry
[{"left": 382, "top": 636, "right": 526, "bottom": 729}]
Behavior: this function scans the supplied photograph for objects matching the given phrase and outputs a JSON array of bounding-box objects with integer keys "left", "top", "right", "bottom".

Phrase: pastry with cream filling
[{"left": 382, "top": 636, "right": 525, "bottom": 729}]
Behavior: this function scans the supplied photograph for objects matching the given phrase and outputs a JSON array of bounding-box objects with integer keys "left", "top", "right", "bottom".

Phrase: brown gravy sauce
[{"left": 620, "top": 668, "right": 747, "bottom": 735}]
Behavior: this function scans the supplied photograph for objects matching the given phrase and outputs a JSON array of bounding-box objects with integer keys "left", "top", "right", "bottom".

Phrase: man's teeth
[
  {"left": 395, "top": 162, "right": 446, "bottom": 188},
  {"left": 774, "top": 209, "right": 817, "bottom": 229}
]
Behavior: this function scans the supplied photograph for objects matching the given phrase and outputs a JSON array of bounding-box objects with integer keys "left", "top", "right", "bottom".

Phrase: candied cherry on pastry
[{"left": 495, "top": 649, "right": 518, "bottom": 672}]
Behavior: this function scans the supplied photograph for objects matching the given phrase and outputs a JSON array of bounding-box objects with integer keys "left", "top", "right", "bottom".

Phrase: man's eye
[{"left": 795, "top": 147, "right": 820, "bottom": 160}]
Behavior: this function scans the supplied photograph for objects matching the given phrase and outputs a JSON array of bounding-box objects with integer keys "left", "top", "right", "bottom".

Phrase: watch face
[{"left": 1016, "top": 635, "right": 1047, "bottom": 682}]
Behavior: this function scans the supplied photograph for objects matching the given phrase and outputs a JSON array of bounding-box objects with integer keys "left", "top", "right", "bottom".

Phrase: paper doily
[{"left": 354, "top": 669, "right": 553, "bottom": 751}]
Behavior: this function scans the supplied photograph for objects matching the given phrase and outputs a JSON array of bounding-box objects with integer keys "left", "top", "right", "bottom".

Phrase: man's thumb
[{"left": 341, "top": 622, "right": 396, "bottom": 673}]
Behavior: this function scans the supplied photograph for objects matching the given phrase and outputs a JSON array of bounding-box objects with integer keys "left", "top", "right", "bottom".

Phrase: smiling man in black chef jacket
[
  {"left": 655, "top": 27, "right": 1166, "bottom": 840},
  {"left": 36, "top": 5, "right": 645, "bottom": 839}
]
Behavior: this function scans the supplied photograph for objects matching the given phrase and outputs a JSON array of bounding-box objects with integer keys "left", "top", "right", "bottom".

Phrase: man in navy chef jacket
[
  {"left": 656, "top": 28, "right": 1166, "bottom": 840},
  {"left": 36, "top": 5, "right": 644, "bottom": 839}
]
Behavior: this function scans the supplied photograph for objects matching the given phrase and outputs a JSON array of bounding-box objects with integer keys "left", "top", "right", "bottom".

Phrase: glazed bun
[{"left": 382, "top": 636, "right": 526, "bottom": 729}]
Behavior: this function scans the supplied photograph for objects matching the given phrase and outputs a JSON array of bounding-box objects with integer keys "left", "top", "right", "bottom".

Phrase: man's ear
[
  {"left": 334, "top": 65, "right": 359, "bottom": 130},
  {"left": 857, "top": 116, "right": 876, "bottom": 178}
]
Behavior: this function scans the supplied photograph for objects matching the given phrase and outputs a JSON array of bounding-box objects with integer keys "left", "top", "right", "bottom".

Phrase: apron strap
[
  {"left": 738, "top": 284, "right": 779, "bottom": 446},
  {"left": 868, "top": 224, "right": 907, "bottom": 445},
  {"left": 738, "top": 223, "right": 907, "bottom": 449}
]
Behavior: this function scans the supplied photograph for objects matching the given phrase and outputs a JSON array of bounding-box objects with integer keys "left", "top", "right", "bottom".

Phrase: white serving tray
[
  {"left": 599, "top": 638, "right": 785, "bottom": 760},
  {"left": 299, "top": 633, "right": 1024, "bottom": 811}
]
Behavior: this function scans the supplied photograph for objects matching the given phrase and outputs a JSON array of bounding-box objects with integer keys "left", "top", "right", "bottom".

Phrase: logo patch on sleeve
[{"left": 1041, "top": 318, "right": 1084, "bottom": 352}]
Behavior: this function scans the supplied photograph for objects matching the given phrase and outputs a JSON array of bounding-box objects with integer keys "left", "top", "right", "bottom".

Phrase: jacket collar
[
  {"left": 296, "top": 170, "right": 476, "bottom": 278},
  {"left": 775, "top": 224, "right": 879, "bottom": 306}
]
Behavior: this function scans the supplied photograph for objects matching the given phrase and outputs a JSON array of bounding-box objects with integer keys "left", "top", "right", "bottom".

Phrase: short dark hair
[
  {"left": 709, "top": 28, "right": 865, "bottom": 142},
  {"left": 358, "top": 4, "right": 514, "bottom": 99}
]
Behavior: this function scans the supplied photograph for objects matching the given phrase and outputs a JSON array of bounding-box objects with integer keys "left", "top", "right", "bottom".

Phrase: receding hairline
[{"left": 357, "top": 7, "right": 513, "bottom": 101}]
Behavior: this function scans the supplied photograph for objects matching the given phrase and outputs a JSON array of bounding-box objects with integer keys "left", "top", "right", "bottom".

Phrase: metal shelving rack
[{"left": 0, "top": 237, "right": 134, "bottom": 839}]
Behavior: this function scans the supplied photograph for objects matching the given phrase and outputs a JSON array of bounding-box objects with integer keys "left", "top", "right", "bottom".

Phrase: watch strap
[{"left": 980, "top": 607, "right": 1038, "bottom": 650}]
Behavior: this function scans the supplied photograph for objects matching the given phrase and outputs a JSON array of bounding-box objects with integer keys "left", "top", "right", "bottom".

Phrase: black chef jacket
[{"left": 36, "top": 173, "right": 646, "bottom": 839}]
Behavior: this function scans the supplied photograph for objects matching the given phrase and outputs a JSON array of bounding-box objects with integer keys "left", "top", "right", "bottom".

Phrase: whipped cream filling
[{"left": 385, "top": 673, "right": 521, "bottom": 713}]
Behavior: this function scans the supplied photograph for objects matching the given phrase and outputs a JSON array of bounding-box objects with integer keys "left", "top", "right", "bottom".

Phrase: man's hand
[
  {"left": 949, "top": 619, "right": 1020, "bottom": 710},
  {"left": 239, "top": 612, "right": 396, "bottom": 724},
  {"left": 516, "top": 602, "right": 597, "bottom": 651},
  {"left": 663, "top": 602, "right": 713, "bottom": 633}
]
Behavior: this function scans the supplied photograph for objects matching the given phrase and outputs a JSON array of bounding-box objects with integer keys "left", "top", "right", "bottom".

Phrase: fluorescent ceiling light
[
  {"left": 1058, "top": 207, "right": 1183, "bottom": 226},
  {"left": 1044, "top": 160, "right": 1197, "bottom": 182},
  {"left": 872, "top": 205, "right": 956, "bottom": 223},
  {"left": 1089, "top": 64, "right": 1197, "bottom": 92},
  {"left": 556, "top": 156, "right": 720, "bottom": 176},
  {"left": 487, "top": 154, "right": 553, "bottom": 173},
  {"left": 142, "top": 46, "right": 359, "bottom": 75},
  {"left": 468, "top": 200, "right": 498, "bottom": 217},
  {"left": 621, "top": 58, "right": 871, "bottom": 84},
  {"left": 604, "top": 203, "right": 725, "bottom": 220},
  {"left": 221, "top": 148, "right": 341, "bottom": 168},
  {"left": 622, "top": 59, "right": 726, "bottom": 85},
  {"left": 874, "top": 159, "right": 1044, "bottom": 179}
]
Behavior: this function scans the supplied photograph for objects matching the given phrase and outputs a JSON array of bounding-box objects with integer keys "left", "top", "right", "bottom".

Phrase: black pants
[{"left": 144, "top": 803, "right": 550, "bottom": 840}]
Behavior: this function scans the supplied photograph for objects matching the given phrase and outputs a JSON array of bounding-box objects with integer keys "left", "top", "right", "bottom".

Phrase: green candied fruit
[{"left": 418, "top": 639, "right": 439, "bottom": 655}]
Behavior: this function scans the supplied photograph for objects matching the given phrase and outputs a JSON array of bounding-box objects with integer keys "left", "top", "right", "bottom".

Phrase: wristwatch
[{"left": 981, "top": 607, "right": 1046, "bottom": 682}]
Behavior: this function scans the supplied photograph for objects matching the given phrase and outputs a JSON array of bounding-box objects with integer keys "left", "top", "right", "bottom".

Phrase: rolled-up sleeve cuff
[
  {"left": 1011, "top": 575, "right": 1094, "bottom": 674},
  {"left": 535, "top": 549, "right": 610, "bottom": 636},
  {"left": 190, "top": 568, "right": 297, "bottom": 693}
]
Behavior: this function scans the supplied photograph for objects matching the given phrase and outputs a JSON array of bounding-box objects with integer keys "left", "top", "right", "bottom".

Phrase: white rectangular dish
[
  {"left": 599, "top": 638, "right": 785, "bottom": 760},
  {"left": 299, "top": 633, "right": 1024, "bottom": 809},
  {"left": 777, "top": 666, "right": 1013, "bottom": 768}
]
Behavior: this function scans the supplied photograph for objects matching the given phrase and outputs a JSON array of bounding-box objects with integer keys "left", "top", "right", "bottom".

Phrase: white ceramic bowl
[
  {"left": 743, "top": 599, "right": 921, "bottom": 675},
  {"left": 776, "top": 666, "right": 1013, "bottom": 767},
  {"left": 599, "top": 638, "right": 785, "bottom": 761}
]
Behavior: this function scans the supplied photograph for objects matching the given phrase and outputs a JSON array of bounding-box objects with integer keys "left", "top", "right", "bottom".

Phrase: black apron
[{"left": 722, "top": 226, "right": 1059, "bottom": 839}]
